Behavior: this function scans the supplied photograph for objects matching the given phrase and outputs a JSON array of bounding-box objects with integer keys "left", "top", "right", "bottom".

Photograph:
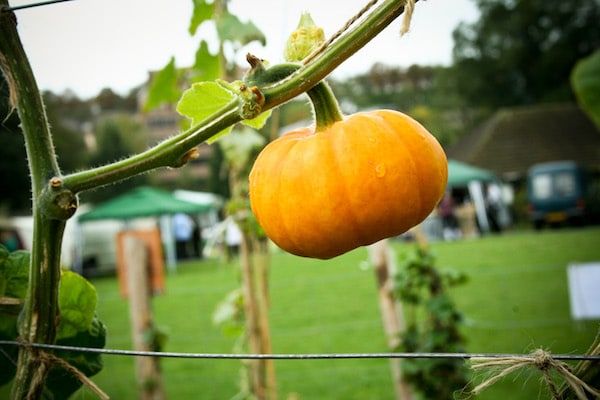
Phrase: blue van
[{"left": 527, "top": 161, "right": 587, "bottom": 229}]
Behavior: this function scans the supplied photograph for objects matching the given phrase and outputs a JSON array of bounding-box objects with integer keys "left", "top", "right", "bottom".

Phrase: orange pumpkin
[{"left": 249, "top": 109, "right": 448, "bottom": 259}]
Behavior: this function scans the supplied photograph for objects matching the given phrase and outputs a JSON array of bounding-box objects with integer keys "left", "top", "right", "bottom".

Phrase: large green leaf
[
  {"left": 144, "top": 57, "right": 180, "bottom": 112},
  {"left": 45, "top": 317, "right": 107, "bottom": 399},
  {"left": 176, "top": 81, "right": 236, "bottom": 144},
  {"left": 216, "top": 12, "right": 266, "bottom": 46},
  {"left": 57, "top": 270, "right": 97, "bottom": 340},
  {"left": 192, "top": 40, "right": 221, "bottom": 83},
  {"left": 189, "top": 0, "right": 213, "bottom": 35},
  {"left": 571, "top": 50, "right": 600, "bottom": 129},
  {"left": 0, "top": 246, "right": 106, "bottom": 390}
]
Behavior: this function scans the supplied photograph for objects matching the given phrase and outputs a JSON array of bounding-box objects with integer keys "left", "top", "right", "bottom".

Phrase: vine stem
[
  {"left": 62, "top": 0, "right": 416, "bottom": 194},
  {"left": 0, "top": 2, "right": 67, "bottom": 398},
  {"left": 0, "top": 0, "right": 416, "bottom": 397}
]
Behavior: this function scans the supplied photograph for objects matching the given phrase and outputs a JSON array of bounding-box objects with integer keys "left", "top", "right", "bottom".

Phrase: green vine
[
  {"left": 0, "top": 0, "right": 419, "bottom": 396},
  {"left": 392, "top": 247, "right": 470, "bottom": 399}
]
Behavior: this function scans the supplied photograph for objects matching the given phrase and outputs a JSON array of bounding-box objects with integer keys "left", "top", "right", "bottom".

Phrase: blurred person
[
  {"left": 455, "top": 199, "right": 478, "bottom": 238},
  {"left": 439, "top": 191, "right": 461, "bottom": 240},
  {"left": 173, "top": 213, "right": 194, "bottom": 260},
  {"left": 486, "top": 183, "right": 503, "bottom": 233},
  {"left": 225, "top": 220, "right": 242, "bottom": 260}
]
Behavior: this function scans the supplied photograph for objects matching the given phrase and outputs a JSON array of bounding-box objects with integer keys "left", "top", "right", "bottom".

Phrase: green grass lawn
[{"left": 79, "top": 227, "right": 599, "bottom": 399}]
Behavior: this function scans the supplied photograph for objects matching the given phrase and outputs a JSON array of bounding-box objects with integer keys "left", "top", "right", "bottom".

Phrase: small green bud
[{"left": 284, "top": 12, "right": 325, "bottom": 62}]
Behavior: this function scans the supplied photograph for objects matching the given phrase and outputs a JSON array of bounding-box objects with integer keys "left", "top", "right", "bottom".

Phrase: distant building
[{"left": 447, "top": 103, "right": 600, "bottom": 182}]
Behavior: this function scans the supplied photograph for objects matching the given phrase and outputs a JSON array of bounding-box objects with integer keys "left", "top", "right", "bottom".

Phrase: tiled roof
[{"left": 447, "top": 103, "right": 600, "bottom": 178}]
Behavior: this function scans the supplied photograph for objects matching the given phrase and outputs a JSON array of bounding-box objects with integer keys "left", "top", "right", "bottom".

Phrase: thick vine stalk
[
  {"left": 0, "top": 0, "right": 417, "bottom": 397},
  {"left": 0, "top": 2, "right": 72, "bottom": 398}
]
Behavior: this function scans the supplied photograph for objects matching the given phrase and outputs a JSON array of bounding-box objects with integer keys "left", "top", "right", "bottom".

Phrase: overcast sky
[{"left": 12, "top": 0, "right": 479, "bottom": 99}]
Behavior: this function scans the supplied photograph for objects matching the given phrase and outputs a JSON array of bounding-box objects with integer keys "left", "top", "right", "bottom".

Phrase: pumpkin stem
[
  {"left": 307, "top": 80, "right": 344, "bottom": 131},
  {"left": 243, "top": 61, "right": 343, "bottom": 131}
]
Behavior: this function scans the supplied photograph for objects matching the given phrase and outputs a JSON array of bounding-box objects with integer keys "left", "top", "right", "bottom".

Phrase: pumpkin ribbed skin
[{"left": 249, "top": 110, "right": 448, "bottom": 259}]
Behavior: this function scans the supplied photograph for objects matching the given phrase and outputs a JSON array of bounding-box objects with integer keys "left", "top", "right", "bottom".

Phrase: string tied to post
[{"left": 470, "top": 349, "right": 600, "bottom": 400}]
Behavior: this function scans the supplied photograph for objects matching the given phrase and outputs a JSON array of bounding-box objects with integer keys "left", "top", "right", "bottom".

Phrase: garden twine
[
  {"left": 399, "top": 0, "right": 415, "bottom": 35},
  {"left": 18, "top": 339, "right": 109, "bottom": 400},
  {"left": 302, "top": 0, "right": 416, "bottom": 65},
  {"left": 470, "top": 349, "right": 600, "bottom": 400}
]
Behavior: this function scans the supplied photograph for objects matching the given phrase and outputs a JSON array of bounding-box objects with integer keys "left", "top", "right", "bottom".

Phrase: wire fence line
[
  {"left": 4, "top": 0, "right": 76, "bottom": 12},
  {"left": 1, "top": 340, "right": 599, "bottom": 361}
]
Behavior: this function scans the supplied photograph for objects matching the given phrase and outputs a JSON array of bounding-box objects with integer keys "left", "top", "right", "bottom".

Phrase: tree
[
  {"left": 452, "top": 0, "right": 600, "bottom": 108},
  {"left": 0, "top": 77, "right": 30, "bottom": 213},
  {"left": 331, "top": 64, "right": 473, "bottom": 147},
  {"left": 0, "top": 81, "right": 89, "bottom": 214},
  {"left": 43, "top": 93, "right": 88, "bottom": 173}
]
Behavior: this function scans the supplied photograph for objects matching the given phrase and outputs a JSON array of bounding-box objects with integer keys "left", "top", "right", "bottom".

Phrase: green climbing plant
[
  {"left": 392, "top": 246, "right": 470, "bottom": 399},
  {"left": 0, "top": 0, "right": 418, "bottom": 397},
  {"left": 0, "top": 244, "right": 106, "bottom": 398}
]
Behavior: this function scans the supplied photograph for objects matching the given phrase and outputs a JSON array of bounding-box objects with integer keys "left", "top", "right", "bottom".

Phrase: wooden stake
[
  {"left": 240, "top": 232, "right": 266, "bottom": 399},
  {"left": 125, "top": 235, "right": 166, "bottom": 400},
  {"left": 368, "top": 239, "right": 413, "bottom": 400},
  {"left": 253, "top": 240, "right": 277, "bottom": 400}
]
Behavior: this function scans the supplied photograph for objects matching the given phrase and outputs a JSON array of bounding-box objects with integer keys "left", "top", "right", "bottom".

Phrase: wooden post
[
  {"left": 253, "top": 239, "right": 277, "bottom": 400},
  {"left": 239, "top": 232, "right": 266, "bottom": 399},
  {"left": 368, "top": 239, "right": 414, "bottom": 400},
  {"left": 125, "top": 236, "right": 166, "bottom": 400},
  {"left": 239, "top": 233, "right": 277, "bottom": 400}
]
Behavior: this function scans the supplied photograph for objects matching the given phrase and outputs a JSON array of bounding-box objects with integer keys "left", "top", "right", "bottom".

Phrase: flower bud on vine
[{"left": 284, "top": 12, "right": 325, "bottom": 62}]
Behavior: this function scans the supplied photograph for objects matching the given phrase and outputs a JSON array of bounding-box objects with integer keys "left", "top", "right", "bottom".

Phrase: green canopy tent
[
  {"left": 447, "top": 159, "right": 496, "bottom": 188},
  {"left": 78, "top": 187, "right": 214, "bottom": 271},
  {"left": 79, "top": 187, "right": 212, "bottom": 222},
  {"left": 446, "top": 160, "right": 501, "bottom": 233}
]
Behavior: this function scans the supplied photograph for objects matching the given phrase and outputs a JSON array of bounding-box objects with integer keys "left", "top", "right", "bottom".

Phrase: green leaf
[
  {"left": 0, "top": 245, "right": 8, "bottom": 268},
  {"left": 572, "top": 50, "right": 600, "bottom": 129},
  {"left": 144, "top": 57, "right": 180, "bottom": 112},
  {"left": 0, "top": 247, "right": 107, "bottom": 390},
  {"left": 241, "top": 109, "right": 272, "bottom": 130},
  {"left": 176, "top": 81, "right": 236, "bottom": 144},
  {"left": 189, "top": 0, "right": 213, "bottom": 36},
  {"left": 0, "top": 249, "right": 29, "bottom": 299},
  {"left": 0, "top": 246, "right": 29, "bottom": 386},
  {"left": 213, "top": 289, "right": 244, "bottom": 338},
  {"left": 45, "top": 316, "right": 107, "bottom": 398},
  {"left": 57, "top": 270, "right": 97, "bottom": 340},
  {"left": 216, "top": 12, "right": 266, "bottom": 46},
  {"left": 192, "top": 40, "right": 221, "bottom": 83}
]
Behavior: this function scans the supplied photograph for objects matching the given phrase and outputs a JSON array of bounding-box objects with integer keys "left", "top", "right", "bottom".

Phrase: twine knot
[
  {"left": 470, "top": 349, "right": 600, "bottom": 400},
  {"left": 532, "top": 349, "right": 553, "bottom": 371},
  {"left": 400, "top": 0, "right": 416, "bottom": 36}
]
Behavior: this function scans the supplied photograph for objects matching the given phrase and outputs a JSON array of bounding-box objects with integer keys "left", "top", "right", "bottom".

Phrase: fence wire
[
  {"left": 1, "top": 340, "right": 599, "bottom": 361},
  {"left": 4, "top": 0, "right": 77, "bottom": 12},
  {"left": 1, "top": 0, "right": 599, "bottom": 375}
]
